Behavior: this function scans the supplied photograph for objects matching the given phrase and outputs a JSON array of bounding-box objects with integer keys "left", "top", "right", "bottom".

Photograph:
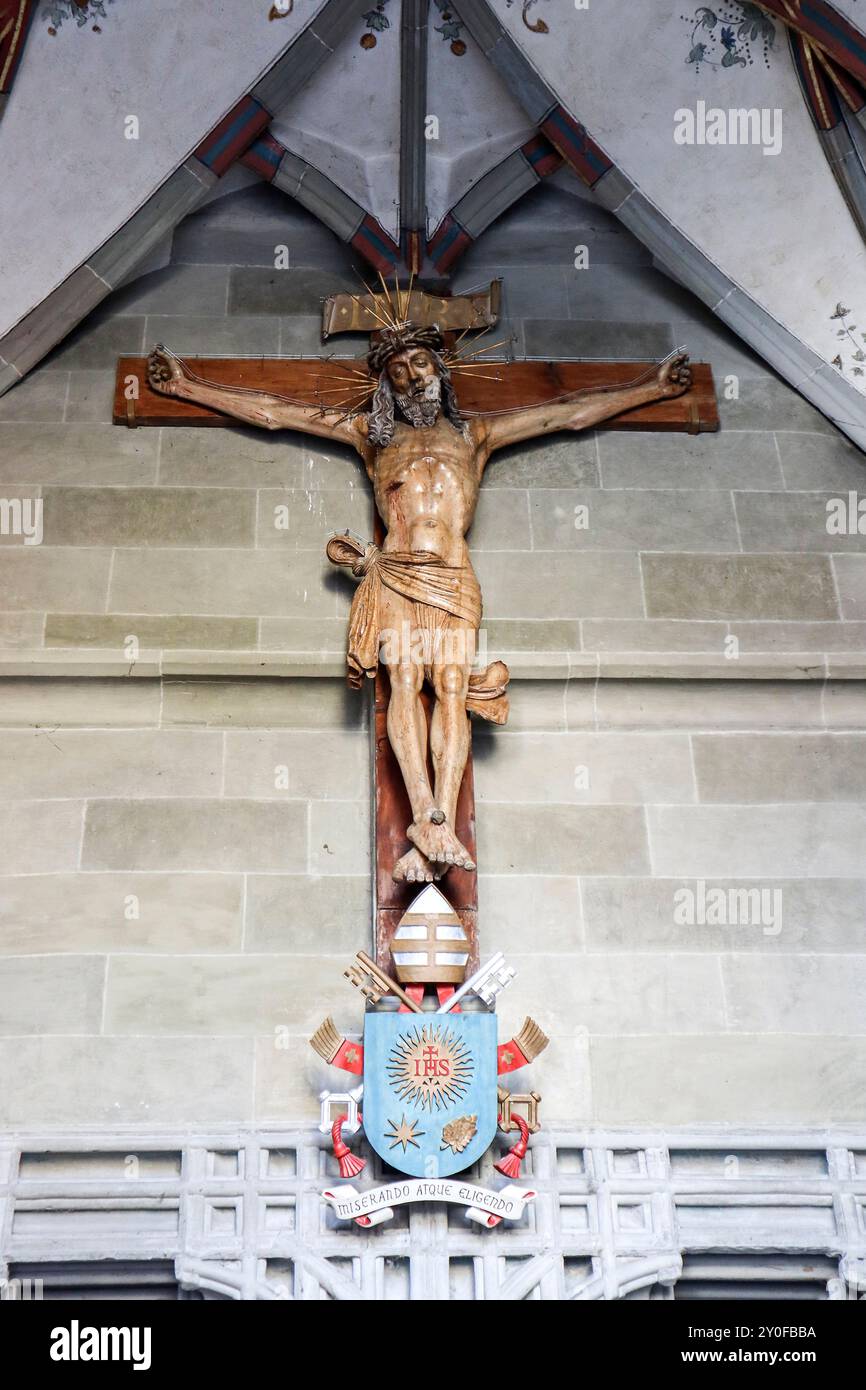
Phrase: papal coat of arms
[
  {"left": 309, "top": 885, "right": 548, "bottom": 1227},
  {"left": 363, "top": 1011, "right": 497, "bottom": 1178}
]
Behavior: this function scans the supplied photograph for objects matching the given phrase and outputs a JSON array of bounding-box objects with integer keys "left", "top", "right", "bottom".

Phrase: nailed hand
[
  {"left": 147, "top": 344, "right": 185, "bottom": 396},
  {"left": 657, "top": 351, "right": 692, "bottom": 398}
]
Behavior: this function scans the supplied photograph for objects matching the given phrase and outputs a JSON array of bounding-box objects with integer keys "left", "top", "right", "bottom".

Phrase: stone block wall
[
  {"left": 0, "top": 677, "right": 370, "bottom": 1128},
  {"left": 477, "top": 679, "right": 866, "bottom": 1127},
  {"left": 1, "top": 675, "right": 865, "bottom": 1129}
]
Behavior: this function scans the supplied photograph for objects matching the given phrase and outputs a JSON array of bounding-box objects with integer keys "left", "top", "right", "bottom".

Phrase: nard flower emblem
[{"left": 440, "top": 1114, "right": 478, "bottom": 1154}]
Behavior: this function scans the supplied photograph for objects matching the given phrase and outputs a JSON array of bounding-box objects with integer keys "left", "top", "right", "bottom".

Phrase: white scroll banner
[{"left": 322, "top": 1180, "right": 537, "bottom": 1228}]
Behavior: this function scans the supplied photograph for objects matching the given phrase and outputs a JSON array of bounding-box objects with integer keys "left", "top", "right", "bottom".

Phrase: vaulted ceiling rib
[{"left": 3, "top": 0, "right": 866, "bottom": 450}]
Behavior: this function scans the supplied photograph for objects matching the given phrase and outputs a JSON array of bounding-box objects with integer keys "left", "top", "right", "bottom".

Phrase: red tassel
[
  {"left": 332, "top": 1114, "right": 366, "bottom": 1179},
  {"left": 495, "top": 1115, "right": 529, "bottom": 1179}
]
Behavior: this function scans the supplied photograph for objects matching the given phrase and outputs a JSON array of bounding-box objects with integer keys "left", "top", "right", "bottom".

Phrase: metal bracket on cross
[
  {"left": 436, "top": 952, "right": 516, "bottom": 1013},
  {"left": 318, "top": 1085, "right": 364, "bottom": 1136},
  {"left": 321, "top": 280, "right": 501, "bottom": 339}
]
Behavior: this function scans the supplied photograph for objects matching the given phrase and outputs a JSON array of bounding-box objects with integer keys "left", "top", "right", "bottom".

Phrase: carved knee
[
  {"left": 434, "top": 663, "right": 469, "bottom": 699},
  {"left": 389, "top": 661, "right": 423, "bottom": 695}
]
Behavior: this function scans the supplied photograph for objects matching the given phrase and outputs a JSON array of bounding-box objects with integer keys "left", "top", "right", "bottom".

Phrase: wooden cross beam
[{"left": 113, "top": 355, "right": 719, "bottom": 432}]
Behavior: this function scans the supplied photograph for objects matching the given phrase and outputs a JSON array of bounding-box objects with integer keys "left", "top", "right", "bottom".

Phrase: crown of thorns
[{"left": 366, "top": 324, "right": 446, "bottom": 376}]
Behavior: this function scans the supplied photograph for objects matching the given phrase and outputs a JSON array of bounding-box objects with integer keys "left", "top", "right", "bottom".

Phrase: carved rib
[
  {"left": 309, "top": 1016, "right": 344, "bottom": 1064},
  {"left": 514, "top": 1016, "right": 549, "bottom": 1063}
]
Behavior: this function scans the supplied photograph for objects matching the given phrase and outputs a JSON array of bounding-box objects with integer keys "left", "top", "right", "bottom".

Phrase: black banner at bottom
[{"left": 0, "top": 1298, "right": 858, "bottom": 1374}]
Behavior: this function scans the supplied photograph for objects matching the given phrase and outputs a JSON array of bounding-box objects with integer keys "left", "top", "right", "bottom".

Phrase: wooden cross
[{"left": 111, "top": 282, "right": 718, "bottom": 975}]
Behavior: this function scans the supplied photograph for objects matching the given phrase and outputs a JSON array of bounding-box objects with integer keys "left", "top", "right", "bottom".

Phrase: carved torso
[{"left": 370, "top": 418, "right": 485, "bottom": 566}]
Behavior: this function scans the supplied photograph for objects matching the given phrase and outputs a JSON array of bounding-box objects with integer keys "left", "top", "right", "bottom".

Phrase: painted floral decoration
[
  {"left": 682, "top": 4, "right": 775, "bottom": 71},
  {"left": 361, "top": 1, "right": 390, "bottom": 48},
  {"left": 831, "top": 303, "right": 866, "bottom": 377},
  {"left": 360, "top": 0, "right": 466, "bottom": 54},
  {"left": 43, "top": 0, "right": 116, "bottom": 34},
  {"left": 433, "top": 0, "right": 466, "bottom": 54},
  {"left": 506, "top": 0, "right": 551, "bottom": 35}
]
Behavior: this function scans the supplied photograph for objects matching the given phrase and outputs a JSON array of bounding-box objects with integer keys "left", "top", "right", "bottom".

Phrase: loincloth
[{"left": 326, "top": 532, "right": 509, "bottom": 724}]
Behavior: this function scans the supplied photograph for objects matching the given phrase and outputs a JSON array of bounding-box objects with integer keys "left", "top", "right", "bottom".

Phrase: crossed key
[
  {"left": 344, "top": 950, "right": 515, "bottom": 1013},
  {"left": 437, "top": 952, "right": 516, "bottom": 1013},
  {"left": 344, "top": 952, "right": 423, "bottom": 1013}
]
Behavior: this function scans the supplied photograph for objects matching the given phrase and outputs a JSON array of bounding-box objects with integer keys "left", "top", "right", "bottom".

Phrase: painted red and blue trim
[
  {"left": 428, "top": 213, "right": 473, "bottom": 273},
  {"left": 759, "top": 0, "right": 866, "bottom": 88},
  {"left": 194, "top": 96, "right": 270, "bottom": 177},
  {"left": 351, "top": 214, "right": 401, "bottom": 274},
  {"left": 539, "top": 105, "right": 613, "bottom": 188},
  {"left": 791, "top": 30, "right": 844, "bottom": 128},
  {"left": 521, "top": 132, "right": 562, "bottom": 179},
  {"left": 240, "top": 131, "right": 286, "bottom": 182},
  {"left": 0, "top": 0, "right": 36, "bottom": 101}
]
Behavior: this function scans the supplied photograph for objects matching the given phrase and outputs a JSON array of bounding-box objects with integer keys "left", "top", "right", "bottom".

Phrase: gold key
[{"left": 343, "top": 951, "right": 423, "bottom": 1013}]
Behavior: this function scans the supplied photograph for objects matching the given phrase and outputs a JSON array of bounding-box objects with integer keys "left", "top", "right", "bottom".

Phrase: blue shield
[{"left": 363, "top": 1013, "right": 498, "bottom": 1178}]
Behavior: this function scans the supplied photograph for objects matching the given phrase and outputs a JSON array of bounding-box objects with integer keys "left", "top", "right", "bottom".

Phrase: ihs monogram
[{"left": 387, "top": 1024, "right": 474, "bottom": 1111}]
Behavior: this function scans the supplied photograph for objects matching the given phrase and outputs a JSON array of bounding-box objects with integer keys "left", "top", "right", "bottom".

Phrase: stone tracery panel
[{"left": 2, "top": 1129, "right": 865, "bottom": 1301}]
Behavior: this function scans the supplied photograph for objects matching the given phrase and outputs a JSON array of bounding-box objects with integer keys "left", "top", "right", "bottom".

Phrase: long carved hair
[{"left": 367, "top": 350, "right": 466, "bottom": 448}]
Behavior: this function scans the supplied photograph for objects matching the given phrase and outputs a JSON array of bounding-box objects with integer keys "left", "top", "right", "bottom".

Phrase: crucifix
[{"left": 119, "top": 279, "right": 716, "bottom": 972}]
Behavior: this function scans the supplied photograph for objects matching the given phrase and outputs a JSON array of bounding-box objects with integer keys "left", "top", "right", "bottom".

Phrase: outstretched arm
[
  {"left": 476, "top": 352, "right": 692, "bottom": 462},
  {"left": 147, "top": 345, "right": 369, "bottom": 455}
]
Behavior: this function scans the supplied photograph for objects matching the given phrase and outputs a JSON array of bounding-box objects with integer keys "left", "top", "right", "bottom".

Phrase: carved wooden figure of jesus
[{"left": 148, "top": 327, "right": 691, "bottom": 885}]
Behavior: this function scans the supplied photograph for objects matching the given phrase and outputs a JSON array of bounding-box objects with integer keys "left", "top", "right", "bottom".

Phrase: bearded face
[
  {"left": 394, "top": 373, "right": 443, "bottom": 428},
  {"left": 386, "top": 348, "right": 442, "bottom": 428},
  {"left": 366, "top": 341, "right": 466, "bottom": 448}
]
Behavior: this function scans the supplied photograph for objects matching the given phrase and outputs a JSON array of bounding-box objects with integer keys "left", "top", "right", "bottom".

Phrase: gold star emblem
[
  {"left": 345, "top": 1046, "right": 358, "bottom": 1065},
  {"left": 501, "top": 1049, "right": 514, "bottom": 1067},
  {"left": 385, "top": 1114, "right": 425, "bottom": 1153}
]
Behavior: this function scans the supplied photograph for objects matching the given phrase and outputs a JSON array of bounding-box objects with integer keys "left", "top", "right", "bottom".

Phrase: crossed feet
[{"left": 392, "top": 808, "right": 476, "bottom": 884}]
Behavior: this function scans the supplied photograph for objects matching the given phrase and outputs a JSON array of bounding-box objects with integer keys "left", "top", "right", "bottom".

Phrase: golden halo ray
[
  {"left": 377, "top": 271, "right": 399, "bottom": 323},
  {"left": 313, "top": 385, "right": 374, "bottom": 396},
  {"left": 444, "top": 336, "right": 514, "bottom": 365},
  {"left": 449, "top": 371, "right": 504, "bottom": 382},
  {"left": 357, "top": 274, "right": 395, "bottom": 325},
  {"left": 319, "top": 363, "right": 372, "bottom": 380},
  {"left": 349, "top": 290, "right": 393, "bottom": 333}
]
